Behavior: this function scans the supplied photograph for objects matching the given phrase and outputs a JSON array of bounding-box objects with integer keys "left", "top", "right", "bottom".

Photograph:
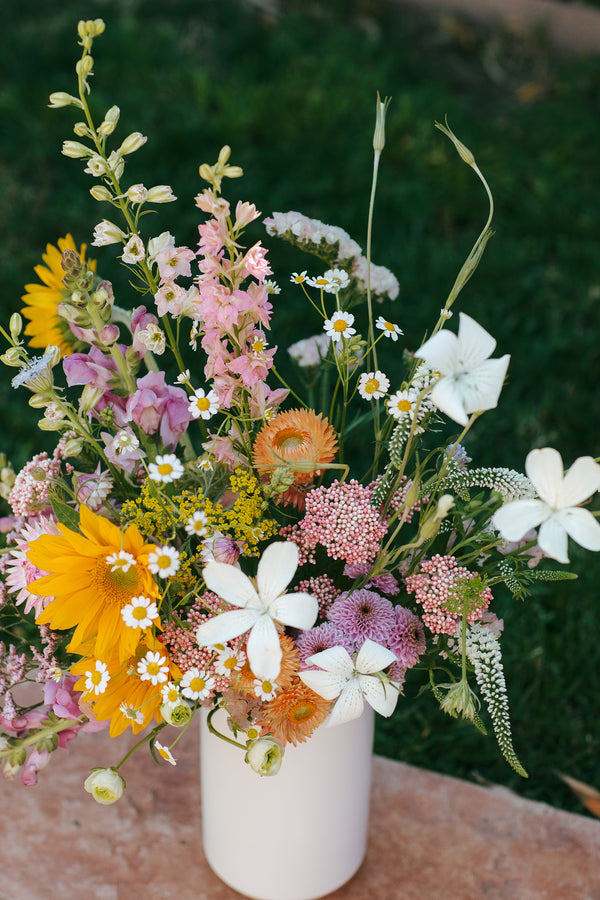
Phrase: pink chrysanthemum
[
  {"left": 343, "top": 562, "right": 400, "bottom": 596},
  {"left": 295, "top": 623, "right": 354, "bottom": 667},
  {"left": 405, "top": 554, "right": 493, "bottom": 635},
  {"left": 298, "top": 479, "right": 387, "bottom": 565},
  {"left": 327, "top": 589, "right": 396, "bottom": 647},
  {"left": 387, "top": 606, "right": 427, "bottom": 668},
  {"left": 4, "top": 517, "right": 61, "bottom": 616}
]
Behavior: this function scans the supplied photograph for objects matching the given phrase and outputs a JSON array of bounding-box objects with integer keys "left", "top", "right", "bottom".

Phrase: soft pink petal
[
  {"left": 202, "top": 561, "right": 261, "bottom": 610},
  {"left": 196, "top": 608, "right": 259, "bottom": 647},
  {"left": 256, "top": 541, "right": 299, "bottom": 605},
  {"left": 492, "top": 499, "right": 549, "bottom": 541},
  {"left": 355, "top": 639, "right": 397, "bottom": 675},
  {"left": 268, "top": 591, "right": 318, "bottom": 630},
  {"left": 456, "top": 312, "right": 497, "bottom": 368},
  {"left": 558, "top": 456, "right": 600, "bottom": 508},
  {"left": 246, "top": 613, "right": 282, "bottom": 680},
  {"left": 326, "top": 679, "right": 365, "bottom": 727},
  {"left": 556, "top": 507, "right": 600, "bottom": 553},
  {"left": 537, "top": 516, "right": 569, "bottom": 564},
  {"left": 525, "top": 448, "right": 564, "bottom": 507},
  {"left": 298, "top": 668, "right": 347, "bottom": 701},
  {"left": 414, "top": 329, "right": 458, "bottom": 375},
  {"left": 358, "top": 674, "right": 399, "bottom": 717}
]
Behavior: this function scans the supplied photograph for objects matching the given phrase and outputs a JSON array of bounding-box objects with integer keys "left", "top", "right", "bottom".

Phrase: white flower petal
[
  {"left": 537, "top": 516, "right": 570, "bottom": 564},
  {"left": 305, "top": 645, "right": 355, "bottom": 677},
  {"left": 525, "top": 448, "right": 565, "bottom": 507},
  {"left": 556, "top": 507, "right": 600, "bottom": 553},
  {"left": 256, "top": 541, "right": 299, "bottom": 605},
  {"left": 429, "top": 377, "right": 469, "bottom": 426},
  {"left": 358, "top": 674, "right": 399, "bottom": 718},
  {"left": 196, "top": 608, "right": 259, "bottom": 647},
  {"left": 355, "top": 639, "right": 397, "bottom": 675},
  {"left": 202, "top": 561, "right": 261, "bottom": 610},
  {"left": 459, "top": 355, "right": 510, "bottom": 415},
  {"left": 558, "top": 456, "right": 600, "bottom": 508},
  {"left": 492, "top": 499, "right": 549, "bottom": 541},
  {"left": 456, "top": 312, "right": 497, "bottom": 368},
  {"left": 298, "top": 668, "right": 347, "bottom": 701},
  {"left": 268, "top": 591, "right": 318, "bottom": 630},
  {"left": 326, "top": 679, "right": 365, "bottom": 727},
  {"left": 414, "top": 329, "right": 458, "bottom": 375},
  {"left": 246, "top": 614, "right": 282, "bottom": 680}
]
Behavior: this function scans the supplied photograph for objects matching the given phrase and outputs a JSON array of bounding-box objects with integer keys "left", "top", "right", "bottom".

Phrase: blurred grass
[{"left": 1, "top": 0, "right": 600, "bottom": 815}]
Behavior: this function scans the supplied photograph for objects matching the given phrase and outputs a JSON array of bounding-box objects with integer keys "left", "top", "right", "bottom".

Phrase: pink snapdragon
[{"left": 155, "top": 245, "right": 196, "bottom": 282}]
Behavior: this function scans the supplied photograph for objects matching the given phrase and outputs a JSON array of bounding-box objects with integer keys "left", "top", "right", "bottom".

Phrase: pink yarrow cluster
[{"left": 405, "top": 554, "right": 493, "bottom": 635}]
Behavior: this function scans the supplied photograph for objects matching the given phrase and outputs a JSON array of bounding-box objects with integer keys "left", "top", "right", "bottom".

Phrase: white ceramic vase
[{"left": 200, "top": 705, "right": 374, "bottom": 900}]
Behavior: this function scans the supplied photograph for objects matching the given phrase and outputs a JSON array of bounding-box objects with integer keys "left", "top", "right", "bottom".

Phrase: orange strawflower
[
  {"left": 260, "top": 677, "right": 331, "bottom": 745},
  {"left": 252, "top": 408, "right": 338, "bottom": 508},
  {"left": 232, "top": 634, "right": 299, "bottom": 693},
  {"left": 29, "top": 505, "right": 160, "bottom": 663}
]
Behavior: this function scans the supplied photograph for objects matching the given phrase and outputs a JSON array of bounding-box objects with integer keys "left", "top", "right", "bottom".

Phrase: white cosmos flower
[
  {"left": 196, "top": 542, "right": 318, "bottom": 680},
  {"left": 492, "top": 447, "right": 600, "bottom": 564},
  {"left": 414, "top": 312, "right": 510, "bottom": 426},
  {"left": 299, "top": 639, "right": 400, "bottom": 728}
]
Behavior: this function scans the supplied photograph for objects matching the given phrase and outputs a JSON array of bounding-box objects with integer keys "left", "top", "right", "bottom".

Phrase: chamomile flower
[
  {"left": 106, "top": 550, "right": 136, "bottom": 573},
  {"left": 184, "top": 510, "right": 209, "bottom": 538},
  {"left": 323, "top": 311, "right": 356, "bottom": 343},
  {"left": 148, "top": 454, "right": 184, "bottom": 484},
  {"left": 137, "top": 650, "right": 170, "bottom": 685},
  {"left": 175, "top": 369, "right": 191, "bottom": 385},
  {"left": 161, "top": 681, "right": 181, "bottom": 707},
  {"left": 307, "top": 273, "right": 333, "bottom": 291},
  {"left": 155, "top": 741, "right": 177, "bottom": 766},
  {"left": 84, "top": 660, "right": 110, "bottom": 696},
  {"left": 188, "top": 387, "right": 219, "bottom": 420},
  {"left": 387, "top": 389, "right": 419, "bottom": 421},
  {"left": 197, "top": 456, "right": 214, "bottom": 471},
  {"left": 148, "top": 545, "right": 180, "bottom": 578},
  {"left": 120, "top": 595, "right": 159, "bottom": 630},
  {"left": 264, "top": 279, "right": 281, "bottom": 294},
  {"left": 375, "top": 316, "right": 403, "bottom": 341},
  {"left": 254, "top": 677, "right": 278, "bottom": 701},
  {"left": 358, "top": 371, "right": 390, "bottom": 401},
  {"left": 323, "top": 268, "right": 350, "bottom": 292},
  {"left": 119, "top": 703, "right": 145, "bottom": 725},
  {"left": 214, "top": 646, "right": 246, "bottom": 677},
  {"left": 180, "top": 667, "right": 215, "bottom": 701},
  {"left": 290, "top": 271, "right": 307, "bottom": 284}
]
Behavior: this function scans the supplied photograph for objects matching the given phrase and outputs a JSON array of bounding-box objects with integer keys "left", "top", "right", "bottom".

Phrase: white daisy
[
  {"left": 161, "top": 681, "right": 181, "bottom": 707},
  {"left": 120, "top": 595, "right": 159, "bottom": 630},
  {"left": 148, "top": 454, "right": 184, "bottom": 484},
  {"left": 386, "top": 389, "right": 419, "bottom": 421},
  {"left": 323, "top": 311, "right": 356, "bottom": 343},
  {"left": 184, "top": 510, "right": 209, "bottom": 538},
  {"left": 358, "top": 370, "right": 390, "bottom": 401},
  {"left": 176, "top": 369, "right": 191, "bottom": 385},
  {"left": 119, "top": 703, "right": 145, "bottom": 725},
  {"left": 253, "top": 678, "right": 278, "bottom": 701},
  {"left": 264, "top": 279, "right": 281, "bottom": 294},
  {"left": 214, "top": 646, "right": 246, "bottom": 677},
  {"left": 106, "top": 550, "right": 136, "bottom": 573},
  {"left": 155, "top": 741, "right": 177, "bottom": 766},
  {"left": 148, "top": 545, "right": 180, "bottom": 578},
  {"left": 375, "top": 316, "right": 403, "bottom": 341},
  {"left": 197, "top": 456, "right": 214, "bottom": 471},
  {"left": 180, "top": 667, "right": 215, "bottom": 701},
  {"left": 188, "top": 387, "right": 219, "bottom": 420},
  {"left": 290, "top": 271, "right": 307, "bottom": 284},
  {"left": 84, "top": 660, "right": 110, "bottom": 696},
  {"left": 323, "top": 267, "right": 350, "bottom": 293},
  {"left": 137, "top": 650, "right": 170, "bottom": 685}
]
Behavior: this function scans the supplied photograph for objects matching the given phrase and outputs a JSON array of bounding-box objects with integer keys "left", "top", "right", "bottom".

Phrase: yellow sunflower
[
  {"left": 28, "top": 505, "right": 160, "bottom": 663},
  {"left": 21, "top": 234, "right": 96, "bottom": 356}
]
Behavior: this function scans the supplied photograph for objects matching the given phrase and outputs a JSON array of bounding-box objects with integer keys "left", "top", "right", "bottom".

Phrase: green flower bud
[
  {"left": 73, "top": 121, "right": 94, "bottom": 138},
  {"left": 98, "top": 105, "right": 120, "bottom": 136},
  {"left": 245, "top": 737, "right": 284, "bottom": 776},
  {"left": 76, "top": 56, "right": 94, "bottom": 79},
  {"left": 62, "top": 438, "right": 84, "bottom": 458},
  {"left": 160, "top": 702, "right": 193, "bottom": 728},
  {"left": 373, "top": 91, "right": 391, "bottom": 154},
  {"left": 0, "top": 348, "right": 25, "bottom": 367},
  {"left": 9, "top": 313, "right": 23, "bottom": 341}
]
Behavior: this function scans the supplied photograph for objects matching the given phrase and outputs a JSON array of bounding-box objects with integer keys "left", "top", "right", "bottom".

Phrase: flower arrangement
[{"left": 1, "top": 18, "right": 599, "bottom": 801}]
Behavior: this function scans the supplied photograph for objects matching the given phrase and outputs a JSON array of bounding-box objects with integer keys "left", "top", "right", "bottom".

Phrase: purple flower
[
  {"left": 327, "top": 589, "right": 396, "bottom": 647},
  {"left": 343, "top": 562, "right": 400, "bottom": 595},
  {"left": 125, "top": 371, "right": 191, "bottom": 447},
  {"left": 387, "top": 606, "right": 426, "bottom": 668},
  {"left": 63, "top": 345, "right": 128, "bottom": 425},
  {"left": 296, "top": 622, "right": 355, "bottom": 667}
]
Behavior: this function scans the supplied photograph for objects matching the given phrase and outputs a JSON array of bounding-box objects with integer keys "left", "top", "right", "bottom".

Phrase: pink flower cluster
[
  {"left": 8, "top": 453, "right": 63, "bottom": 516},
  {"left": 296, "top": 479, "right": 388, "bottom": 565},
  {"left": 405, "top": 554, "right": 493, "bottom": 635}
]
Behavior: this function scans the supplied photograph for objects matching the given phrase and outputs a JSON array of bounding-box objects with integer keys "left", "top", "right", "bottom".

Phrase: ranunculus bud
[
  {"left": 245, "top": 738, "right": 284, "bottom": 777},
  {"left": 160, "top": 702, "right": 192, "bottom": 728},
  {"left": 83, "top": 767, "right": 125, "bottom": 805}
]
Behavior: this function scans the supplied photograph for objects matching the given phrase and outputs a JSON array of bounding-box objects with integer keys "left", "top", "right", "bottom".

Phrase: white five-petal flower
[
  {"left": 196, "top": 542, "right": 318, "bottom": 680},
  {"left": 299, "top": 639, "right": 399, "bottom": 727},
  {"left": 414, "top": 312, "right": 510, "bottom": 426},
  {"left": 492, "top": 447, "right": 600, "bottom": 564}
]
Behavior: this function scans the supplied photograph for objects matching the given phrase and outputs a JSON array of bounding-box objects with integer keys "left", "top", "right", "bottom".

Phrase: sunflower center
[
  {"left": 98, "top": 556, "right": 144, "bottom": 604},
  {"left": 289, "top": 700, "right": 317, "bottom": 722},
  {"left": 274, "top": 428, "right": 308, "bottom": 451}
]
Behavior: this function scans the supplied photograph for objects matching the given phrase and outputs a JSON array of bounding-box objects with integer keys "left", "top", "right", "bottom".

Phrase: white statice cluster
[{"left": 264, "top": 210, "right": 399, "bottom": 301}]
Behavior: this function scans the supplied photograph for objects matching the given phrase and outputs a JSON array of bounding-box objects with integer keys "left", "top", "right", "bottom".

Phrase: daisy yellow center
[
  {"left": 90, "top": 670, "right": 103, "bottom": 685},
  {"left": 157, "top": 554, "right": 171, "bottom": 568},
  {"left": 224, "top": 656, "right": 237, "bottom": 670},
  {"left": 133, "top": 606, "right": 148, "bottom": 621},
  {"left": 333, "top": 319, "right": 348, "bottom": 333},
  {"left": 190, "top": 676, "right": 205, "bottom": 692},
  {"left": 147, "top": 662, "right": 161, "bottom": 677},
  {"left": 397, "top": 399, "right": 412, "bottom": 412},
  {"left": 384, "top": 321, "right": 394, "bottom": 331},
  {"left": 262, "top": 681, "right": 273, "bottom": 693},
  {"left": 196, "top": 397, "right": 210, "bottom": 411},
  {"left": 315, "top": 278, "right": 329, "bottom": 286},
  {"left": 253, "top": 340, "right": 264, "bottom": 352},
  {"left": 247, "top": 727, "right": 259, "bottom": 739},
  {"left": 274, "top": 427, "right": 308, "bottom": 451},
  {"left": 158, "top": 463, "right": 173, "bottom": 475},
  {"left": 365, "top": 378, "right": 379, "bottom": 394},
  {"left": 289, "top": 700, "right": 317, "bottom": 723},
  {"left": 166, "top": 689, "right": 178, "bottom": 702},
  {"left": 158, "top": 747, "right": 170, "bottom": 759}
]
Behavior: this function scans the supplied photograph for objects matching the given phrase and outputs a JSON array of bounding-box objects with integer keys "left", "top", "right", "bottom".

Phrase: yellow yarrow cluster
[
  {"left": 121, "top": 480, "right": 178, "bottom": 542},
  {"left": 204, "top": 469, "right": 279, "bottom": 554}
]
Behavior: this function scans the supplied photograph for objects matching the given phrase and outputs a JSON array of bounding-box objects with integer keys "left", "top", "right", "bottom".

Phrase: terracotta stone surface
[{"left": 1, "top": 726, "right": 599, "bottom": 900}]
